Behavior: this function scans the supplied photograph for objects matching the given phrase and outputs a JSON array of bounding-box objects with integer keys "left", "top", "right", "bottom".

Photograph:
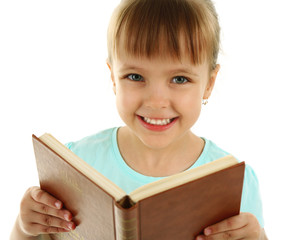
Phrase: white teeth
[{"left": 143, "top": 117, "right": 172, "bottom": 125}]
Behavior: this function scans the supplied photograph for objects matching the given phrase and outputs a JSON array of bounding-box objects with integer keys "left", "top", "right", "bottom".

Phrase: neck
[{"left": 117, "top": 127, "right": 204, "bottom": 177}]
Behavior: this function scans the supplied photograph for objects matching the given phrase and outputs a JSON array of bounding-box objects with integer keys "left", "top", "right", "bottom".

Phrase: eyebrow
[
  {"left": 119, "top": 64, "right": 145, "bottom": 72},
  {"left": 118, "top": 63, "right": 199, "bottom": 77},
  {"left": 168, "top": 68, "right": 199, "bottom": 77}
]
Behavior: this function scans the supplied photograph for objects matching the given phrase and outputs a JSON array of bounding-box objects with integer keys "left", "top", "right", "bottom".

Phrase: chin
[{"left": 137, "top": 133, "right": 179, "bottom": 150}]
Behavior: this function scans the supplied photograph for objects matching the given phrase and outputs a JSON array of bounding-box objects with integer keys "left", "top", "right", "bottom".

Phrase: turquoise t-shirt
[{"left": 66, "top": 127, "right": 264, "bottom": 227}]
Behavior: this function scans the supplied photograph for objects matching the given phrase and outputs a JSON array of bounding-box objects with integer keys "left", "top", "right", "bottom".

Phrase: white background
[{"left": 1, "top": 0, "right": 283, "bottom": 239}]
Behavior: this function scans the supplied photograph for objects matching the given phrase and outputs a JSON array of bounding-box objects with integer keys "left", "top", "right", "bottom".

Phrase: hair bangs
[{"left": 108, "top": 0, "right": 219, "bottom": 69}]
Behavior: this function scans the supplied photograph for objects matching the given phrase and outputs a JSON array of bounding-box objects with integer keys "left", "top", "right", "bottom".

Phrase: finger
[
  {"left": 19, "top": 211, "right": 73, "bottom": 237},
  {"left": 30, "top": 223, "right": 71, "bottom": 235},
  {"left": 204, "top": 214, "right": 246, "bottom": 236},
  {"left": 33, "top": 202, "right": 73, "bottom": 222},
  {"left": 31, "top": 211, "right": 76, "bottom": 231},
  {"left": 30, "top": 187, "right": 63, "bottom": 209},
  {"left": 196, "top": 226, "right": 246, "bottom": 240}
]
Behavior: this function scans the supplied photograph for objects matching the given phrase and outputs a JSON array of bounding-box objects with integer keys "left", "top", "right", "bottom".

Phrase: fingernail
[
  {"left": 204, "top": 228, "right": 212, "bottom": 236},
  {"left": 196, "top": 236, "right": 205, "bottom": 240},
  {"left": 68, "top": 222, "right": 75, "bottom": 230},
  {"left": 55, "top": 201, "right": 62, "bottom": 209},
  {"left": 64, "top": 213, "right": 71, "bottom": 221}
]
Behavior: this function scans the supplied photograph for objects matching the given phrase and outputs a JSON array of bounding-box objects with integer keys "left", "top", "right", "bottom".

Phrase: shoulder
[
  {"left": 201, "top": 138, "right": 261, "bottom": 185},
  {"left": 66, "top": 127, "right": 117, "bottom": 151},
  {"left": 204, "top": 139, "right": 259, "bottom": 178},
  {"left": 65, "top": 127, "right": 118, "bottom": 166}
]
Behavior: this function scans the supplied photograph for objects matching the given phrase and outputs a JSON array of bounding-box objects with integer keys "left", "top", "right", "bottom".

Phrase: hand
[
  {"left": 17, "top": 186, "right": 76, "bottom": 237},
  {"left": 195, "top": 212, "right": 267, "bottom": 240}
]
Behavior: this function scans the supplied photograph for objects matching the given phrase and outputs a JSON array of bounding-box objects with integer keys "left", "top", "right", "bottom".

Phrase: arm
[
  {"left": 195, "top": 212, "right": 268, "bottom": 240},
  {"left": 10, "top": 186, "right": 76, "bottom": 240}
]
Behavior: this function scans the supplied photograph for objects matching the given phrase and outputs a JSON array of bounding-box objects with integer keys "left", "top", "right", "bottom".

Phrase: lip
[{"left": 137, "top": 115, "right": 178, "bottom": 132}]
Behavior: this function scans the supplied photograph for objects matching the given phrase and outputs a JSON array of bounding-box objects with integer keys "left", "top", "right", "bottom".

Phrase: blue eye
[
  {"left": 127, "top": 74, "right": 143, "bottom": 81},
  {"left": 172, "top": 76, "right": 189, "bottom": 84}
]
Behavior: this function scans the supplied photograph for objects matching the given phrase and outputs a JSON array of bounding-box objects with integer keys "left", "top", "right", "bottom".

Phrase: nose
[{"left": 144, "top": 83, "right": 170, "bottom": 109}]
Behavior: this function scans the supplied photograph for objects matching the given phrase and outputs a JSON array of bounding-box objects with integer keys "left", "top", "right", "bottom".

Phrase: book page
[{"left": 129, "top": 155, "right": 238, "bottom": 203}]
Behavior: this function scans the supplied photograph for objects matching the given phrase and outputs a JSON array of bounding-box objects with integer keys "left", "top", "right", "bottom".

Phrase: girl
[{"left": 11, "top": 0, "right": 267, "bottom": 239}]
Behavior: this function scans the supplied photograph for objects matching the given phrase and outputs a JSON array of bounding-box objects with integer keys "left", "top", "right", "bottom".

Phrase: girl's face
[{"left": 109, "top": 50, "right": 219, "bottom": 150}]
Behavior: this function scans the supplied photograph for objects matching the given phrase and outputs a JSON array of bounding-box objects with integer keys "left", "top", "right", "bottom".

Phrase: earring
[{"left": 202, "top": 99, "right": 208, "bottom": 105}]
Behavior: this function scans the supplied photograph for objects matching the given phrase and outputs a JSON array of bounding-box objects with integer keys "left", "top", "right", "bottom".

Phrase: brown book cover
[{"left": 32, "top": 133, "right": 245, "bottom": 240}]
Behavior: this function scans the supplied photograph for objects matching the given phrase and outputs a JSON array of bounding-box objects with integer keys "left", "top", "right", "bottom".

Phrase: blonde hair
[{"left": 107, "top": 0, "right": 220, "bottom": 70}]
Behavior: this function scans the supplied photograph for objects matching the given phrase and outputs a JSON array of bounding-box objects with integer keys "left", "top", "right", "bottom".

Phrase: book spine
[{"left": 114, "top": 197, "right": 139, "bottom": 240}]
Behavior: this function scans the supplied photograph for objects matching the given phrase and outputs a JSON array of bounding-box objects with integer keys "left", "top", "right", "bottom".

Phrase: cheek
[
  {"left": 174, "top": 91, "right": 202, "bottom": 119},
  {"left": 115, "top": 85, "right": 140, "bottom": 117},
  {"left": 186, "top": 100, "right": 202, "bottom": 120}
]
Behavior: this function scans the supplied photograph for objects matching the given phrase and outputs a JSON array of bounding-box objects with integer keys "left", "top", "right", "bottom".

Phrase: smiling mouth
[{"left": 140, "top": 116, "right": 177, "bottom": 126}]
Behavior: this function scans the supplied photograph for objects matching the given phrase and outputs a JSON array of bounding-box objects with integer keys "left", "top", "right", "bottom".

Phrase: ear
[
  {"left": 203, "top": 64, "right": 220, "bottom": 100},
  {"left": 106, "top": 60, "right": 116, "bottom": 95}
]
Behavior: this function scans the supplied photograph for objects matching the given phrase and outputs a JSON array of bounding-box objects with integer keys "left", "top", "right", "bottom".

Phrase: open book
[{"left": 33, "top": 133, "right": 245, "bottom": 240}]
